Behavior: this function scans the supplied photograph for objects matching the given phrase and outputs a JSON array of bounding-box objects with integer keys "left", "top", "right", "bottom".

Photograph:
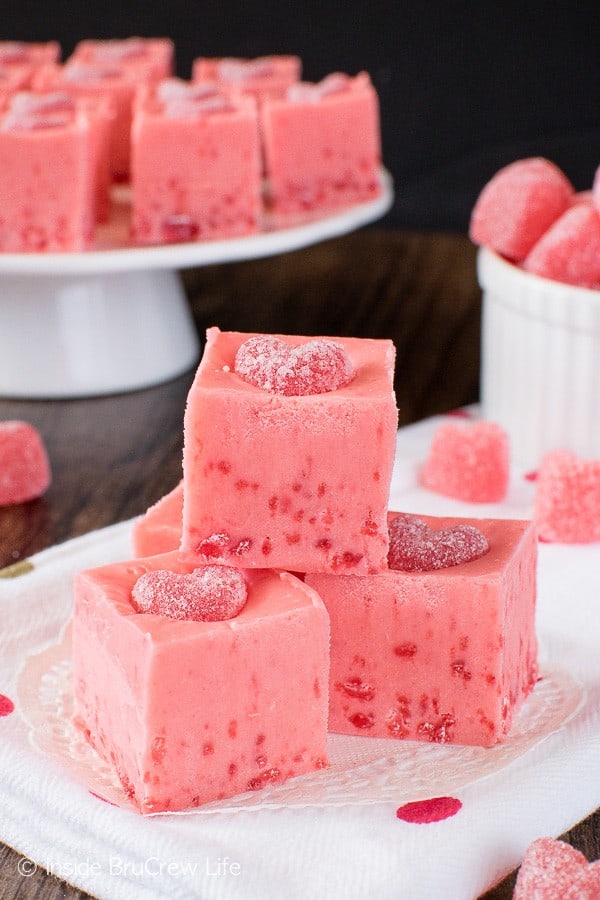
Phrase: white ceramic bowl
[{"left": 478, "top": 246, "right": 600, "bottom": 469}]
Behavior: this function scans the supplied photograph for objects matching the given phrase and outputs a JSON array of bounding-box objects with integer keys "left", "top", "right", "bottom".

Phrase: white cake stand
[{"left": 0, "top": 171, "right": 393, "bottom": 398}]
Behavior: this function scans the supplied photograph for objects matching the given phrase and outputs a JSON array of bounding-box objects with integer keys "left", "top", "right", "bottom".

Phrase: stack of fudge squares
[
  {"left": 0, "top": 38, "right": 382, "bottom": 251},
  {"left": 73, "top": 328, "right": 539, "bottom": 814}
]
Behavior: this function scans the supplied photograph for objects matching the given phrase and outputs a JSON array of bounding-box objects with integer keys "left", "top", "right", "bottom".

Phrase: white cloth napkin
[{"left": 1, "top": 412, "right": 600, "bottom": 900}]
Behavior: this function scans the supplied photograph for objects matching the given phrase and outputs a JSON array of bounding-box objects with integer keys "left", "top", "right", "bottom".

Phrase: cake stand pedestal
[{"left": 0, "top": 171, "right": 393, "bottom": 398}]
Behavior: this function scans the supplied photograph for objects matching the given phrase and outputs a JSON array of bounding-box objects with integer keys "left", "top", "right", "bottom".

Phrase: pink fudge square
[
  {"left": 70, "top": 37, "right": 174, "bottom": 81},
  {"left": 0, "top": 101, "right": 96, "bottom": 251},
  {"left": 193, "top": 55, "right": 301, "bottom": 102},
  {"left": 306, "top": 513, "right": 538, "bottom": 747},
  {"left": 0, "top": 41, "right": 61, "bottom": 68},
  {"left": 73, "top": 551, "right": 330, "bottom": 813},
  {"left": 180, "top": 327, "right": 398, "bottom": 575},
  {"left": 130, "top": 81, "right": 262, "bottom": 244},
  {"left": 8, "top": 89, "right": 113, "bottom": 223},
  {"left": 419, "top": 419, "right": 510, "bottom": 503},
  {"left": 261, "top": 71, "right": 382, "bottom": 220},
  {"left": 35, "top": 59, "right": 158, "bottom": 181},
  {"left": 132, "top": 480, "right": 183, "bottom": 557}
]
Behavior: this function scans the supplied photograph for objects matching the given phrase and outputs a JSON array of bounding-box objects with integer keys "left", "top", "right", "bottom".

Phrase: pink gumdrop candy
[
  {"left": 0, "top": 420, "right": 51, "bottom": 506},
  {"left": 534, "top": 450, "right": 600, "bottom": 544},
  {"left": 419, "top": 420, "right": 510, "bottom": 503},
  {"left": 131, "top": 565, "right": 248, "bottom": 621},
  {"left": 522, "top": 203, "right": 600, "bottom": 288},
  {"left": 469, "top": 157, "right": 574, "bottom": 262},
  {"left": 234, "top": 335, "right": 355, "bottom": 396},
  {"left": 513, "top": 837, "right": 592, "bottom": 899},
  {"left": 388, "top": 512, "right": 489, "bottom": 572}
]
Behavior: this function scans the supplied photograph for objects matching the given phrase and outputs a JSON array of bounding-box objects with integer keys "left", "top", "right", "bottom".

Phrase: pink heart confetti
[
  {"left": 388, "top": 513, "right": 489, "bottom": 572},
  {"left": 396, "top": 796, "right": 462, "bottom": 824},
  {"left": 131, "top": 565, "right": 248, "bottom": 622},
  {"left": 234, "top": 335, "right": 355, "bottom": 396}
]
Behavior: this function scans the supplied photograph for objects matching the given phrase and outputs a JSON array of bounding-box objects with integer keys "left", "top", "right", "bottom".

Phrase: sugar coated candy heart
[
  {"left": 523, "top": 204, "right": 600, "bottom": 288},
  {"left": 234, "top": 335, "right": 355, "bottom": 396},
  {"left": 0, "top": 420, "right": 51, "bottom": 506},
  {"left": 388, "top": 513, "right": 489, "bottom": 572},
  {"left": 534, "top": 450, "right": 600, "bottom": 544},
  {"left": 513, "top": 837, "right": 596, "bottom": 899},
  {"left": 132, "top": 565, "right": 248, "bottom": 621},
  {"left": 469, "top": 157, "right": 574, "bottom": 262},
  {"left": 419, "top": 419, "right": 510, "bottom": 503}
]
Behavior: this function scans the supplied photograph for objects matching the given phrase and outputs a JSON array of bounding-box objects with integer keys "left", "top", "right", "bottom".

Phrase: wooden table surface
[{"left": 0, "top": 228, "right": 597, "bottom": 899}]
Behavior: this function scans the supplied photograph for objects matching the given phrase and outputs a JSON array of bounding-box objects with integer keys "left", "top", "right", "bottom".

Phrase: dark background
[{"left": 3, "top": 1, "right": 599, "bottom": 231}]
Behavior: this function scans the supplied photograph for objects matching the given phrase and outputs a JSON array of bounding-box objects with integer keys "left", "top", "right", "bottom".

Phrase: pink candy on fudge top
[
  {"left": 0, "top": 41, "right": 60, "bottom": 67},
  {"left": 387, "top": 512, "right": 490, "bottom": 572},
  {"left": 1, "top": 91, "right": 77, "bottom": 131},
  {"left": 286, "top": 71, "right": 372, "bottom": 104},
  {"left": 192, "top": 55, "right": 301, "bottom": 100},
  {"left": 131, "top": 564, "right": 248, "bottom": 622},
  {"left": 142, "top": 78, "right": 238, "bottom": 118},
  {"left": 70, "top": 37, "right": 174, "bottom": 80},
  {"left": 234, "top": 334, "right": 356, "bottom": 396}
]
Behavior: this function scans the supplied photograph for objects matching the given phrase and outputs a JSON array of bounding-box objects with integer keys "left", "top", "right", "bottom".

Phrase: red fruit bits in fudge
[
  {"left": 0, "top": 421, "right": 51, "bottom": 506},
  {"left": 234, "top": 335, "right": 355, "bottom": 396},
  {"left": 131, "top": 565, "right": 248, "bottom": 621},
  {"left": 73, "top": 555, "right": 330, "bottom": 813},
  {"left": 469, "top": 157, "right": 574, "bottom": 262},
  {"left": 534, "top": 450, "right": 600, "bottom": 543},
  {"left": 420, "top": 419, "right": 510, "bottom": 503},
  {"left": 306, "top": 514, "right": 538, "bottom": 747},
  {"left": 388, "top": 512, "right": 489, "bottom": 572}
]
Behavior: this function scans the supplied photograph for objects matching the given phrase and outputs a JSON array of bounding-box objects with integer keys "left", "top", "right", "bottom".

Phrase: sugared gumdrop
[
  {"left": 388, "top": 513, "right": 489, "bottom": 572},
  {"left": 522, "top": 203, "right": 600, "bottom": 288},
  {"left": 469, "top": 157, "right": 574, "bottom": 262},
  {"left": 534, "top": 450, "right": 600, "bottom": 544},
  {"left": 234, "top": 335, "right": 355, "bottom": 396},
  {"left": 0, "top": 420, "right": 51, "bottom": 506},
  {"left": 419, "top": 419, "right": 509, "bottom": 503},
  {"left": 513, "top": 837, "right": 596, "bottom": 900},
  {"left": 132, "top": 565, "right": 248, "bottom": 621}
]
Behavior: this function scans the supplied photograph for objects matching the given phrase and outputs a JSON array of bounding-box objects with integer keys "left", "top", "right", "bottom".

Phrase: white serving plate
[{"left": 0, "top": 170, "right": 393, "bottom": 398}]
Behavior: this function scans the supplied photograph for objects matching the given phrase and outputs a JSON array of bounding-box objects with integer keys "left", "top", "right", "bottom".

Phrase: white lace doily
[{"left": 17, "top": 621, "right": 584, "bottom": 816}]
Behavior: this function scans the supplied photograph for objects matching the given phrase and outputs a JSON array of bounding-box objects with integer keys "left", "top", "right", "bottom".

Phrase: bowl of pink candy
[{"left": 470, "top": 157, "right": 600, "bottom": 469}]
